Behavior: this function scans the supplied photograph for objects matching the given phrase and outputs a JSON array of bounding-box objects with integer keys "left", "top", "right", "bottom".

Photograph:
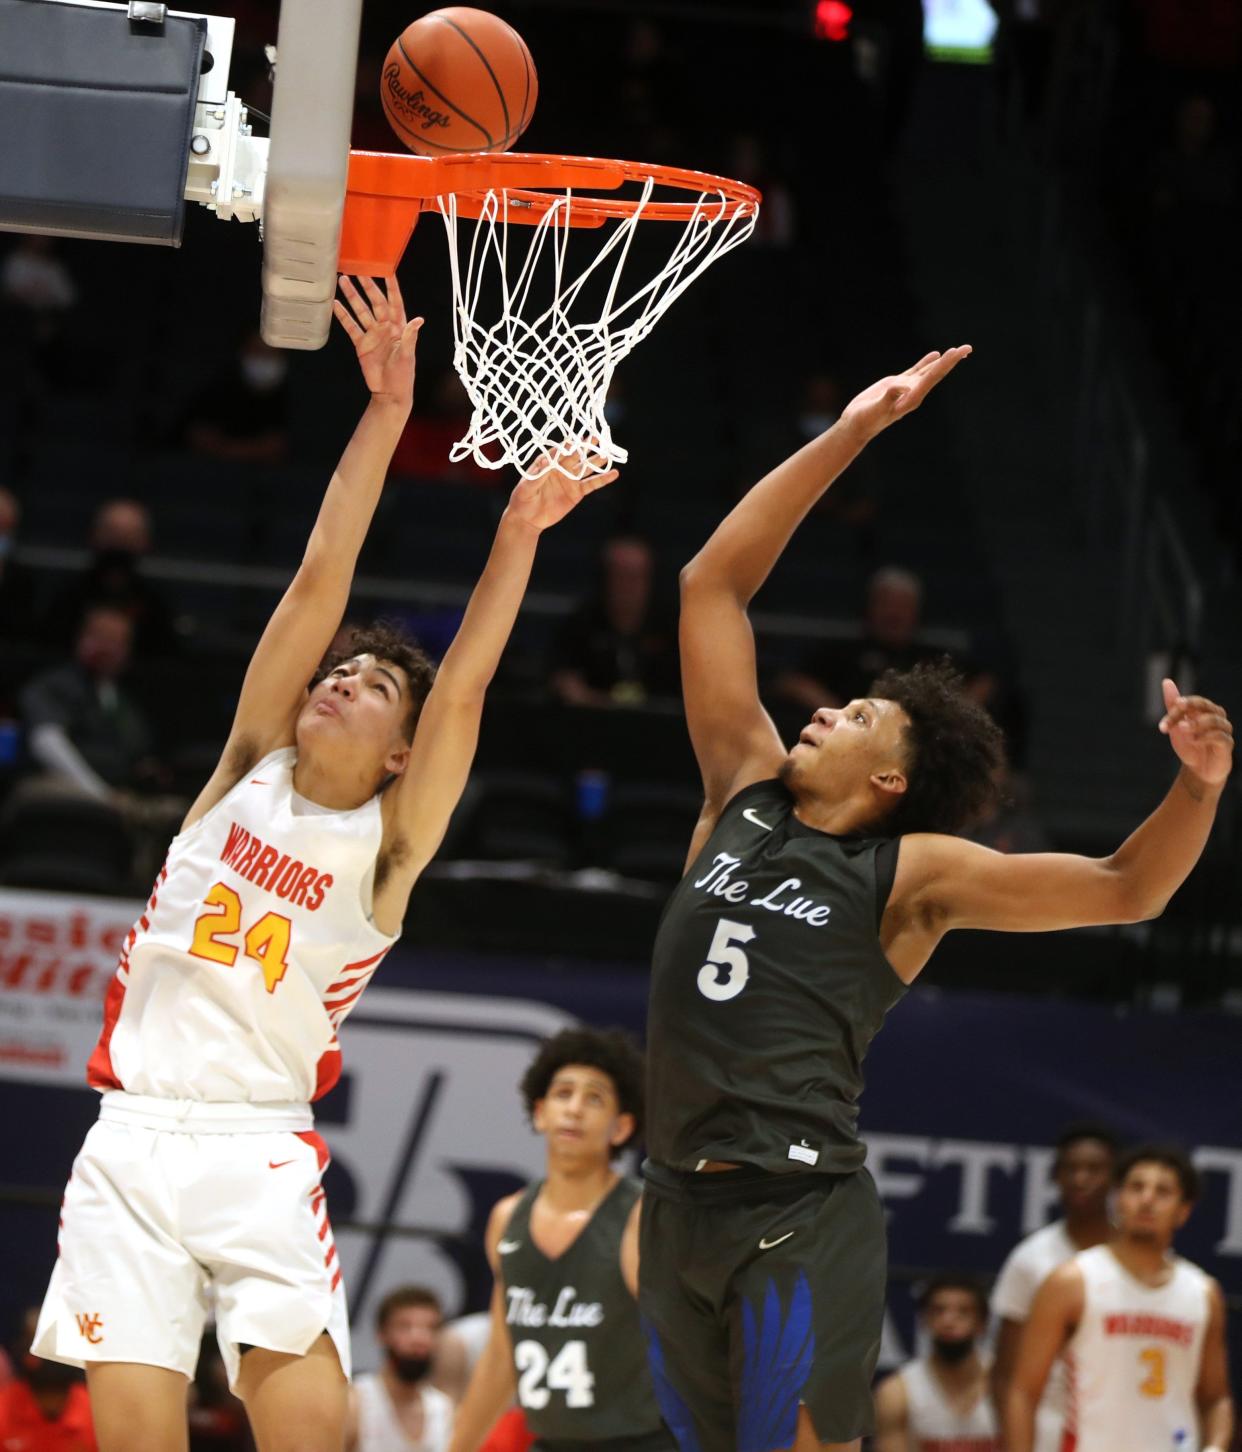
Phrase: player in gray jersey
[
  {"left": 638, "top": 346, "right": 1235, "bottom": 1452},
  {"left": 448, "top": 1029, "right": 674, "bottom": 1452}
]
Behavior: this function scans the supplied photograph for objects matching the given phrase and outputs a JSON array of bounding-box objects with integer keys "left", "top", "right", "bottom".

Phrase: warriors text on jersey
[
  {"left": 88, "top": 747, "right": 396, "bottom": 1103},
  {"left": 498, "top": 1177, "right": 666, "bottom": 1442},
  {"left": 897, "top": 1358, "right": 1000, "bottom": 1452},
  {"left": 646, "top": 779, "right": 903, "bottom": 1174},
  {"left": 1063, "top": 1244, "right": 1211, "bottom": 1452}
]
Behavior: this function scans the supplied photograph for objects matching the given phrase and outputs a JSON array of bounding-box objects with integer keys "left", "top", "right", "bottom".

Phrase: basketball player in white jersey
[
  {"left": 989, "top": 1123, "right": 1118, "bottom": 1452},
  {"left": 32, "top": 273, "right": 618, "bottom": 1452},
  {"left": 1006, "top": 1144, "right": 1234, "bottom": 1452},
  {"left": 874, "top": 1274, "right": 999, "bottom": 1452},
  {"left": 347, "top": 1286, "right": 452, "bottom": 1452}
]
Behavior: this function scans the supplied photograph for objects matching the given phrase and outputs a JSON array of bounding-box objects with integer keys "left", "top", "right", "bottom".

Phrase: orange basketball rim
[
  {"left": 338, "top": 146, "right": 761, "bottom": 481},
  {"left": 339, "top": 149, "right": 761, "bottom": 275}
]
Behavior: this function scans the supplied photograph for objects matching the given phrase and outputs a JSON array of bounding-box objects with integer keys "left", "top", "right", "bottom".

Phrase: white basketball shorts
[{"left": 32, "top": 1091, "right": 350, "bottom": 1389}]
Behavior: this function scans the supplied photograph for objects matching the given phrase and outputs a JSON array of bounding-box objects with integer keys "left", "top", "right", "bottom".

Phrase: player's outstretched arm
[
  {"left": 447, "top": 1197, "right": 522, "bottom": 1452},
  {"left": 679, "top": 348, "right": 971, "bottom": 832},
  {"left": 1004, "top": 1265, "right": 1082, "bottom": 1452},
  {"left": 871, "top": 1370, "right": 911, "bottom": 1452},
  {"left": 1198, "top": 1279, "right": 1234, "bottom": 1452},
  {"left": 886, "top": 683, "right": 1233, "bottom": 973},
  {"left": 185, "top": 275, "right": 421, "bottom": 826},
  {"left": 371, "top": 448, "right": 616, "bottom": 932}
]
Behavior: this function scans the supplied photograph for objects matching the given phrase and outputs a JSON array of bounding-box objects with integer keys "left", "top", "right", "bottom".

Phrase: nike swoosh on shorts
[{"left": 758, "top": 1231, "right": 796, "bottom": 1250}]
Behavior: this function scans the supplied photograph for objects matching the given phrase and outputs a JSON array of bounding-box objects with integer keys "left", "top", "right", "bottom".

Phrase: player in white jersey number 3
[
  {"left": 32, "top": 275, "right": 619, "bottom": 1452},
  {"left": 1006, "top": 1144, "right": 1234, "bottom": 1452}
]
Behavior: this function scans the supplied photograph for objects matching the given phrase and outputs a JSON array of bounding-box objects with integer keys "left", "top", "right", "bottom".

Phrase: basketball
[{"left": 380, "top": 6, "right": 538, "bottom": 156}]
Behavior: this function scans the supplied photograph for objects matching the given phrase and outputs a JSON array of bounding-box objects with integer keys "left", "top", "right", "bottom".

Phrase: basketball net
[{"left": 436, "top": 177, "right": 758, "bottom": 480}]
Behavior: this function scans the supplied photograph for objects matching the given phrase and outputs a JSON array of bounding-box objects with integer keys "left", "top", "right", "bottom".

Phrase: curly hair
[
  {"left": 519, "top": 1027, "right": 645, "bottom": 1154},
  {"left": 313, "top": 619, "right": 436, "bottom": 740},
  {"left": 870, "top": 658, "right": 1006, "bottom": 837}
]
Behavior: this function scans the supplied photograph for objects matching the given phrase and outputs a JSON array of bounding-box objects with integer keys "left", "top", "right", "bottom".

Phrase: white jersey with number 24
[{"left": 88, "top": 747, "right": 397, "bottom": 1104}]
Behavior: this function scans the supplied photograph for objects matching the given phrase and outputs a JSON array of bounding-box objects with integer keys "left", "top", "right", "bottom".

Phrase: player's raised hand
[
  {"left": 506, "top": 443, "right": 619, "bottom": 531},
  {"left": 1159, "top": 679, "right": 1234, "bottom": 787},
  {"left": 840, "top": 346, "right": 972, "bottom": 441},
  {"left": 333, "top": 274, "right": 423, "bottom": 406}
]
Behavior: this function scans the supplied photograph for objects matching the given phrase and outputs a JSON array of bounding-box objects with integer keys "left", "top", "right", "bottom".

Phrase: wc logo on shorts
[{"left": 74, "top": 1312, "right": 104, "bottom": 1344}]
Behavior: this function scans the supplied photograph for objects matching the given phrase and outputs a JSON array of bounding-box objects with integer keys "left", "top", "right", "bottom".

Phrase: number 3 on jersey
[
  {"left": 697, "top": 918, "right": 756, "bottom": 1002},
  {"left": 1138, "top": 1346, "right": 1166, "bottom": 1398},
  {"left": 190, "top": 882, "right": 292, "bottom": 993},
  {"left": 514, "top": 1340, "right": 594, "bottom": 1409}
]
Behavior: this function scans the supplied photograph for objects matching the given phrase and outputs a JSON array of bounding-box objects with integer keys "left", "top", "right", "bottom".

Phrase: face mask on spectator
[{"left": 241, "top": 356, "right": 288, "bottom": 391}]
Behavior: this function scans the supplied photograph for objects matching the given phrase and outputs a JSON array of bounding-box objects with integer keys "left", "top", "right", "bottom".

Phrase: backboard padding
[{"left": 260, "top": 0, "right": 363, "bottom": 349}]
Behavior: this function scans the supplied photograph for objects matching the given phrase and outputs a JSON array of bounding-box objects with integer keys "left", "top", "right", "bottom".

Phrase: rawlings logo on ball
[{"left": 383, "top": 65, "right": 452, "bottom": 132}]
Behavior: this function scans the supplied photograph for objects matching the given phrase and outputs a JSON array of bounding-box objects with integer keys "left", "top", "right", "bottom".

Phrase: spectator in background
[
  {"left": 549, "top": 534, "right": 677, "bottom": 707},
  {"left": 798, "top": 372, "right": 882, "bottom": 535},
  {"left": 727, "top": 134, "right": 796, "bottom": 248},
  {"left": 20, "top": 605, "right": 163, "bottom": 801},
  {"left": 776, "top": 565, "right": 1026, "bottom": 760},
  {"left": 390, "top": 372, "right": 494, "bottom": 484},
  {"left": 43, "top": 498, "right": 177, "bottom": 657},
  {"left": 184, "top": 330, "right": 291, "bottom": 464},
  {"left": 776, "top": 566, "right": 945, "bottom": 711},
  {"left": 0, "top": 236, "right": 79, "bottom": 373},
  {"left": 0, "top": 238, "right": 81, "bottom": 470},
  {"left": 738, "top": 372, "right": 883, "bottom": 544},
  {"left": 965, "top": 762, "right": 1049, "bottom": 854},
  {"left": 0, "top": 486, "right": 38, "bottom": 641},
  {"left": 0, "top": 1307, "right": 96, "bottom": 1452},
  {"left": 346, "top": 1287, "right": 453, "bottom": 1452},
  {"left": 989, "top": 1124, "right": 1119, "bottom": 1452},
  {"left": 873, "top": 1274, "right": 1000, "bottom": 1452}
]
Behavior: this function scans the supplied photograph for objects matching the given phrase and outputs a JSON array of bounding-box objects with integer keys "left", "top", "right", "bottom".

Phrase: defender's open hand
[
  {"left": 334, "top": 274, "right": 423, "bottom": 406},
  {"left": 1159, "top": 679, "right": 1234, "bottom": 788},
  {"left": 506, "top": 444, "right": 619, "bottom": 532},
  {"left": 840, "top": 346, "right": 972, "bottom": 442}
]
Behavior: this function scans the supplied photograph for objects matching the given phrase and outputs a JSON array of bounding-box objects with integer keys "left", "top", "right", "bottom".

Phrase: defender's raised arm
[{"left": 678, "top": 347, "right": 971, "bottom": 839}]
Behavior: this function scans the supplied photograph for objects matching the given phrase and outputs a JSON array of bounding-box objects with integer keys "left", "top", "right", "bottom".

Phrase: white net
[{"left": 436, "top": 175, "right": 758, "bottom": 480}]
